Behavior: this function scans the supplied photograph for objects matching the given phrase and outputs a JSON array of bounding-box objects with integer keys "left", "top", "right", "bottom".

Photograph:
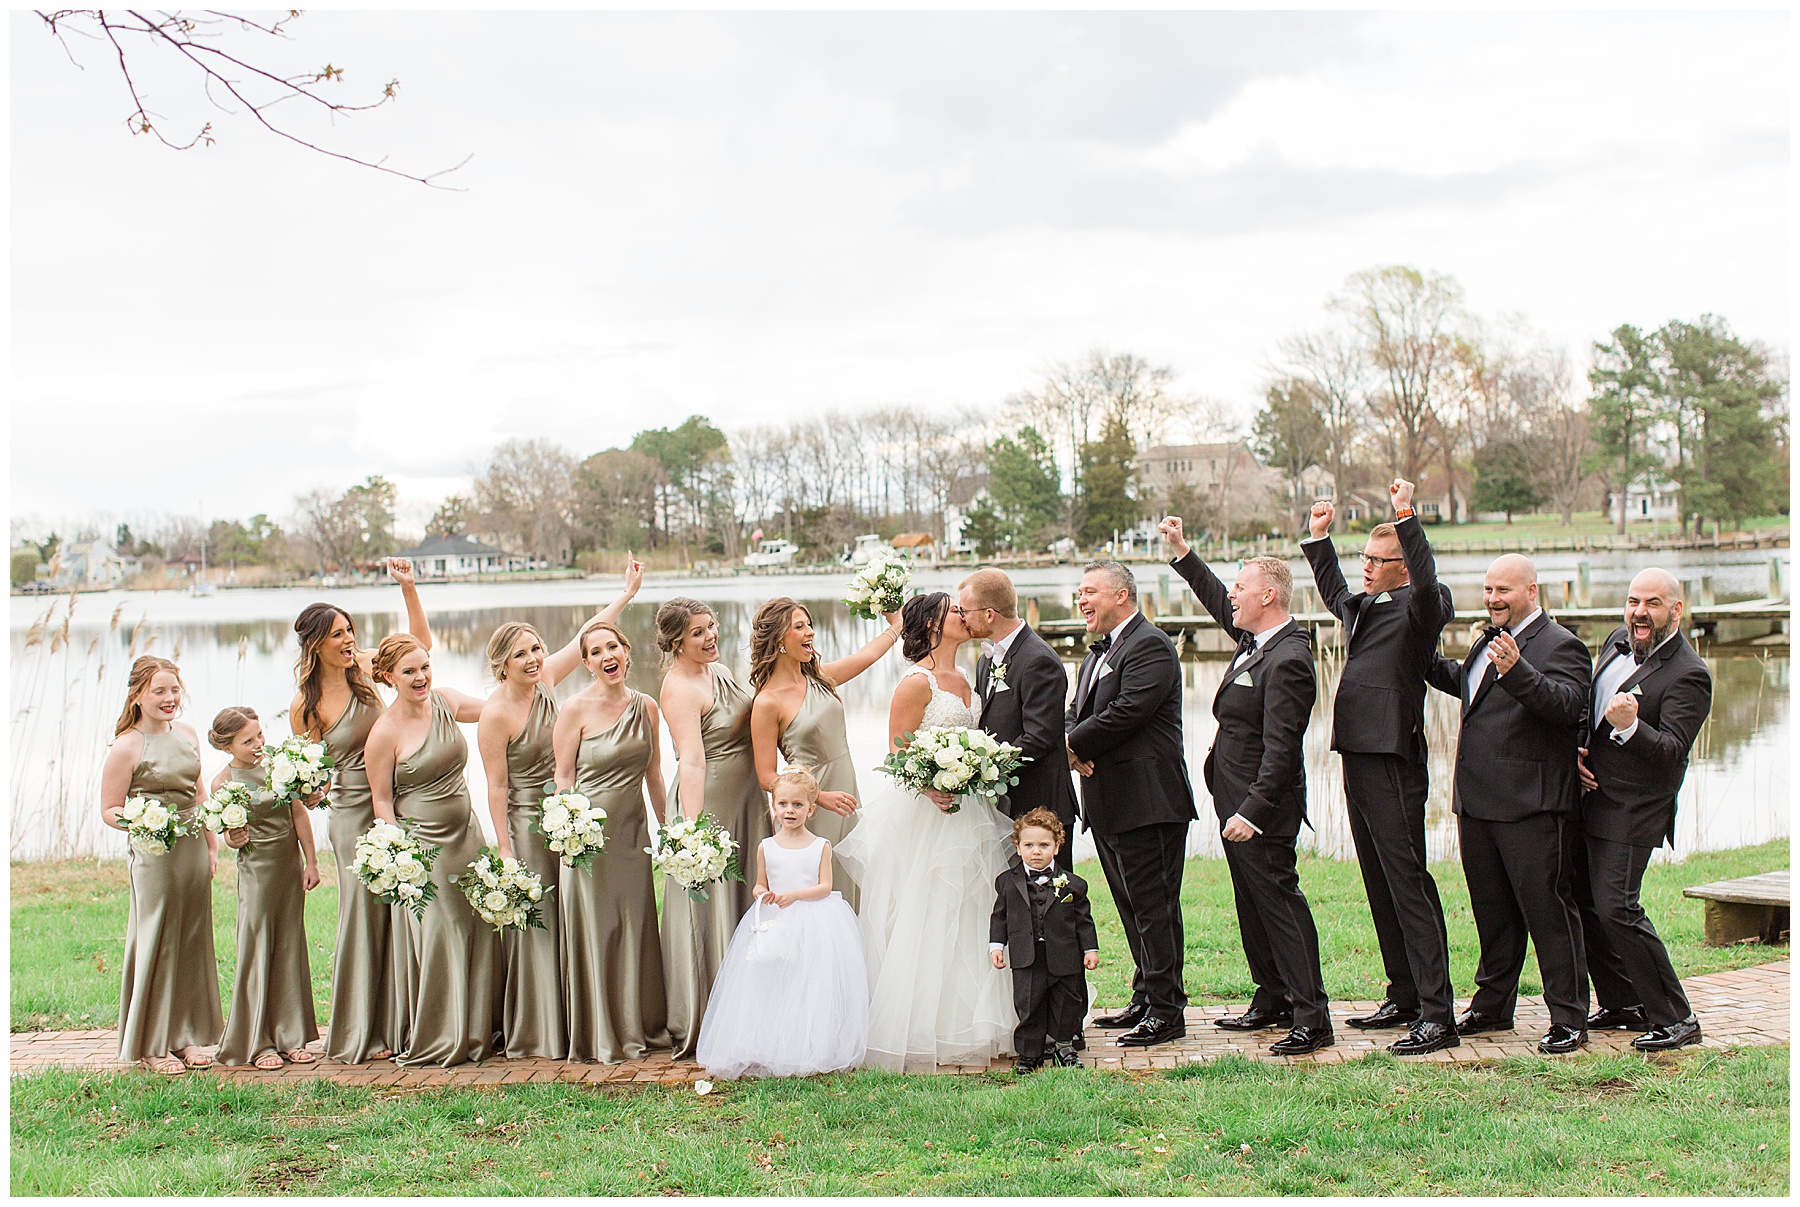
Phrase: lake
[{"left": 9, "top": 549, "right": 1789, "bottom": 865}]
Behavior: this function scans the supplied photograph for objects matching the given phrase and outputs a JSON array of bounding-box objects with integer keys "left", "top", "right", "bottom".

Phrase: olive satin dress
[
  {"left": 661, "top": 663, "right": 773, "bottom": 1058},
  {"left": 564, "top": 691, "right": 671, "bottom": 1062},
  {"left": 390, "top": 692, "right": 502, "bottom": 1068},
  {"left": 116, "top": 728, "right": 223, "bottom": 1061},
  {"left": 776, "top": 678, "right": 862, "bottom": 911},
  {"left": 216, "top": 765, "right": 319, "bottom": 1065},
  {"left": 320, "top": 693, "right": 398, "bottom": 1063},
  {"left": 501, "top": 685, "right": 566, "bottom": 1059}
]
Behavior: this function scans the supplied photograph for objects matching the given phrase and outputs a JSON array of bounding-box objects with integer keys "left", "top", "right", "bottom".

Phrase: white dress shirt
[
  {"left": 1592, "top": 630, "right": 1676, "bottom": 744},
  {"left": 981, "top": 622, "right": 1025, "bottom": 678},
  {"left": 1467, "top": 607, "right": 1542, "bottom": 704}
]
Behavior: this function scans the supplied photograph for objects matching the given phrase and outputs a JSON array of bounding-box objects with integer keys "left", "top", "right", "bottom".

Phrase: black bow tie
[
  {"left": 1236, "top": 633, "right": 1257, "bottom": 659},
  {"left": 1031, "top": 873, "right": 1054, "bottom": 886},
  {"left": 1613, "top": 638, "right": 1643, "bottom": 665},
  {"left": 1090, "top": 634, "right": 1112, "bottom": 655}
]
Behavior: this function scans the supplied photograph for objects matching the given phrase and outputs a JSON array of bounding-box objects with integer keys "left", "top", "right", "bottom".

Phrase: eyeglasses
[
  {"left": 1359, "top": 552, "right": 1404, "bottom": 567},
  {"left": 950, "top": 606, "right": 992, "bottom": 618}
]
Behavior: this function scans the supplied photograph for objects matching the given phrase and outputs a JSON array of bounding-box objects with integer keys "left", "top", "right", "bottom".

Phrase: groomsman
[
  {"left": 1301, "top": 479, "right": 1458, "bottom": 1055},
  {"left": 1064, "top": 561, "right": 1196, "bottom": 1048},
  {"left": 1575, "top": 568, "right": 1712, "bottom": 1051},
  {"left": 1426, "top": 554, "right": 1593, "bottom": 1054},
  {"left": 1161, "top": 518, "right": 1333, "bottom": 1057},
  {"left": 960, "top": 569, "right": 1081, "bottom": 870}
]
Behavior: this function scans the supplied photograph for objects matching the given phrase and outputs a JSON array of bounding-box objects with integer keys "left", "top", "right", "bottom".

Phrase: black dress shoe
[
  {"left": 1092, "top": 1002, "right": 1149, "bottom": 1029},
  {"left": 1070, "top": 1032, "right": 1086, "bottom": 1052},
  {"left": 1269, "top": 1025, "right": 1335, "bottom": 1056},
  {"left": 1389, "top": 1020, "right": 1461, "bottom": 1056},
  {"left": 1347, "top": 1000, "right": 1422, "bottom": 1030},
  {"left": 1587, "top": 1005, "right": 1648, "bottom": 1031},
  {"left": 1214, "top": 1007, "right": 1293, "bottom": 1032},
  {"left": 1538, "top": 1025, "right": 1588, "bottom": 1054},
  {"left": 1012, "top": 1056, "right": 1042, "bottom": 1074},
  {"left": 1631, "top": 1019, "right": 1702, "bottom": 1051},
  {"left": 1051, "top": 1043, "right": 1082, "bottom": 1068},
  {"left": 1116, "top": 1015, "right": 1186, "bottom": 1048},
  {"left": 1455, "top": 1009, "right": 1515, "bottom": 1035}
]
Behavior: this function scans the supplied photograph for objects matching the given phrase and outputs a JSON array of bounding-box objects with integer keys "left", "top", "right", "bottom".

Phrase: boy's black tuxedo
[{"left": 990, "top": 861, "right": 1098, "bottom": 1061}]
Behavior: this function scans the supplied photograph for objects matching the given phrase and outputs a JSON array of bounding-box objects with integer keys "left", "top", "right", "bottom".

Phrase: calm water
[{"left": 9, "top": 550, "right": 1789, "bottom": 864}]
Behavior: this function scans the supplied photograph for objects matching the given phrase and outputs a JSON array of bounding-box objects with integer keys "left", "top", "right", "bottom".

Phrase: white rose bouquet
[
  {"left": 120, "top": 794, "right": 187, "bottom": 855},
  {"left": 535, "top": 788, "right": 608, "bottom": 868},
  {"left": 878, "top": 725, "right": 1029, "bottom": 814},
  {"left": 453, "top": 847, "right": 550, "bottom": 932},
  {"left": 198, "top": 779, "right": 255, "bottom": 835},
  {"left": 352, "top": 820, "right": 438, "bottom": 919},
  {"left": 648, "top": 812, "right": 742, "bottom": 903},
  {"left": 844, "top": 550, "right": 910, "bottom": 621},
  {"left": 261, "top": 736, "right": 335, "bottom": 809}
]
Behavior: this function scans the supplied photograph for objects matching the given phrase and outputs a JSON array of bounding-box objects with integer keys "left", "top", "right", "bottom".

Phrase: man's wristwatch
[{"left": 1394, "top": 508, "right": 1415, "bottom": 521}]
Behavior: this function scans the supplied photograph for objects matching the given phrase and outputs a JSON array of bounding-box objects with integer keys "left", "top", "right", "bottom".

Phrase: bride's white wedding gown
[{"left": 836, "top": 664, "right": 1018, "bottom": 1071}]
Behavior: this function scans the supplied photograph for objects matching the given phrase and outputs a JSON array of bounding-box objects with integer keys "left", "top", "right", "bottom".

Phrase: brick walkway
[{"left": 11, "top": 961, "right": 1785, "bottom": 1087}]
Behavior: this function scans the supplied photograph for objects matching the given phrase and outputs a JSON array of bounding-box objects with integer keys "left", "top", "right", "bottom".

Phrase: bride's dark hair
[{"left": 900, "top": 592, "right": 950, "bottom": 663}]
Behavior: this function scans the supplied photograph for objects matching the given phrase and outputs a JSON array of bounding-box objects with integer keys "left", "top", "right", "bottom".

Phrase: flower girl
[{"left": 696, "top": 768, "right": 868, "bottom": 1078}]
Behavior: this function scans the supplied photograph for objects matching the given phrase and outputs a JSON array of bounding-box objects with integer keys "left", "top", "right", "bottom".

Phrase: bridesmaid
[
  {"left": 288, "top": 556, "right": 432, "bottom": 1064},
  {"left": 551, "top": 619, "right": 673, "bottom": 1063},
  {"left": 365, "top": 633, "right": 499, "bottom": 1068},
  {"left": 476, "top": 561, "right": 644, "bottom": 1060},
  {"left": 747, "top": 597, "right": 902, "bottom": 913},
  {"left": 655, "top": 597, "right": 771, "bottom": 1058},
  {"left": 99, "top": 656, "right": 221, "bottom": 1075},
  {"left": 209, "top": 706, "right": 322, "bottom": 1069}
]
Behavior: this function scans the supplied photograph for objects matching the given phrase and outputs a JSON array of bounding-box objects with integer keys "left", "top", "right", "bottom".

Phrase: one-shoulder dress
[
  {"left": 501, "top": 684, "right": 566, "bottom": 1059},
  {"left": 320, "top": 693, "right": 399, "bottom": 1063}
]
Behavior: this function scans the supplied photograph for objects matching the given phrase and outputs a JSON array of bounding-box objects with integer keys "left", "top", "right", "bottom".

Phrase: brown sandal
[
  {"left": 253, "top": 1051, "right": 285, "bottom": 1070},
  {"left": 142, "top": 1055, "right": 186, "bottom": 1076},
  {"left": 284, "top": 1048, "right": 319, "bottom": 1065},
  {"left": 178, "top": 1047, "right": 214, "bottom": 1070}
]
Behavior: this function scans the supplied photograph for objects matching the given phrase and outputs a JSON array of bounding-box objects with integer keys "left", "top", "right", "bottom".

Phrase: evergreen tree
[
  {"left": 985, "top": 427, "right": 1063, "bottom": 549},
  {"left": 1077, "top": 417, "right": 1137, "bottom": 546},
  {"left": 1472, "top": 439, "right": 1542, "bottom": 524}
]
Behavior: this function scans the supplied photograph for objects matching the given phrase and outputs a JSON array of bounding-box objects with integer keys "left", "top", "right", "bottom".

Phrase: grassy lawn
[
  {"left": 1314, "top": 510, "right": 1789, "bottom": 550},
  {"left": 11, "top": 839, "right": 1788, "bottom": 1031},
  {"left": 9, "top": 1047, "right": 1787, "bottom": 1195}
]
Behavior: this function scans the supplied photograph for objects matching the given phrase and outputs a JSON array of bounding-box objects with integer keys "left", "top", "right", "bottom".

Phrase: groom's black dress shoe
[
  {"left": 1347, "top": 1000, "right": 1421, "bottom": 1030},
  {"left": 1455, "top": 1009, "right": 1514, "bottom": 1035},
  {"left": 1214, "top": 1007, "right": 1292, "bottom": 1032},
  {"left": 1631, "top": 1018, "right": 1702, "bottom": 1052},
  {"left": 1116, "top": 1016, "right": 1186, "bottom": 1048},
  {"left": 1269, "top": 1026, "right": 1334, "bottom": 1056},
  {"left": 1051, "top": 1044, "right": 1082, "bottom": 1068},
  {"left": 1388, "top": 1020, "right": 1460, "bottom": 1056},
  {"left": 1092, "top": 1003, "right": 1149, "bottom": 1029},
  {"left": 1537, "top": 1025, "right": 1588, "bottom": 1054},
  {"left": 1587, "top": 1005, "right": 1648, "bottom": 1031},
  {"left": 1012, "top": 1056, "right": 1041, "bottom": 1074}
]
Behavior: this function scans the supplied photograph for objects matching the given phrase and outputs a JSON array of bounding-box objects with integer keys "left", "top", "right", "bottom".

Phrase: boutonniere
[
  {"left": 1051, "top": 872, "right": 1073, "bottom": 902},
  {"left": 990, "top": 661, "right": 1008, "bottom": 688}
]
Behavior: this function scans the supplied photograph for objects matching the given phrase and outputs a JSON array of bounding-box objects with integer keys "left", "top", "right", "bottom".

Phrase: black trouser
[
  {"left": 1572, "top": 833, "right": 1692, "bottom": 1027},
  {"left": 1458, "top": 811, "right": 1589, "bottom": 1029},
  {"left": 1341, "top": 752, "right": 1454, "bottom": 1024},
  {"left": 1092, "top": 821, "right": 1188, "bottom": 1020},
  {"left": 1221, "top": 829, "right": 1330, "bottom": 1030},
  {"left": 1010, "top": 940, "right": 1087, "bottom": 1061}
]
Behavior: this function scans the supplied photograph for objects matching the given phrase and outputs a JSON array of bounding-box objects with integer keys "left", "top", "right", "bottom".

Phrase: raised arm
[
  {"left": 1390, "top": 480, "right": 1450, "bottom": 636},
  {"left": 476, "top": 705, "right": 518, "bottom": 858},
  {"left": 817, "top": 615, "right": 902, "bottom": 686},
  {"left": 1160, "top": 517, "right": 1244, "bottom": 641},
  {"left": 1300, "top": 500, "right": 1355, "bottom": 621},
  {"left": 437, "top": 686, "right": 488, "bottom": 724},
  {"left": 388, "top": 557, "right": 433, "bottom": 651},
  {"left": 1235, "top": 646, "right": 1317, "bottom": 832},
  {"left": 542, "top": 557, "right": 644, "bottom": 686},
  {"left": 1066, "top": 636, "right": 1180, "bottom": 763}
]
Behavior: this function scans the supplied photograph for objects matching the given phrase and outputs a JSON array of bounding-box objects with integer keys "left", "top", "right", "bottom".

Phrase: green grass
[
  {"left": 9, "top": 1047, "right": 1787, "bottom": 1195},
  {"left": 1315, "top": 509, "right": 1789, "bottom": 549},
  {"left": 11, "top": 840, "right": 1787, "bottom": 1031}
]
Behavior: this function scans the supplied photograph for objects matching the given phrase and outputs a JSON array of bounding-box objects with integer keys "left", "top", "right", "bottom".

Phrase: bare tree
[
  {"left": 1274, "top": 326, "right": 1367, "bottom": 530},
  {"left": 474, "top": 438, "right": 578, "bottom": 565},
  {"left": 1515, "top": 352, "right": 1594, "bottom": 526},
  {"left": 291, "top": 488, "right": 362, "bottom": 574}
]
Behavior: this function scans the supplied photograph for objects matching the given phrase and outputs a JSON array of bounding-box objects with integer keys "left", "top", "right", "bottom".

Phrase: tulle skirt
[
  {"left": 836, "top": 779, "right": 1018, "bottom": 1072},
  {"left": 695, "top": 892, "right": 868, "bottom": 1079}
]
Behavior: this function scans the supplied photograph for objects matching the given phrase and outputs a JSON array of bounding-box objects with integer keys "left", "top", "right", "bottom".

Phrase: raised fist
[
  {"left": 1308, "top": 500, "right": 1335, "bottom": 539},
  {"left": 387, "top": 557, "right": 416, "bottom": 586},
  {"left": 1158, "top": 516, "right": 1190, "bottom": 557},
  {"left": 1390, "top": 478, "right": 1415, "bottom": 513}
]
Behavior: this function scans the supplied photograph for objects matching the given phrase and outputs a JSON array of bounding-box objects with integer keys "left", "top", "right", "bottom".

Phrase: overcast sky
[{"left": 9, "top": 9, "right": 1789, "bottom": 537}]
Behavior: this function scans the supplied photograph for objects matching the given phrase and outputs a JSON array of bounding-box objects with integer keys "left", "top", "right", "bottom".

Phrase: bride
[{"left": 837, "top": 591, "right": 1018, "bottom": 1071}]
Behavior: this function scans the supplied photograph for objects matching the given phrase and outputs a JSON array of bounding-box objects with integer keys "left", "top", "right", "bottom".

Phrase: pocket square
[
  {"left": 1628, "top": 684, "right": 1642, "bottom": 695},
  {"left": 1231, "top": 671, "right": 1254, "bottom": 687},
  {"left": 1098, "top": 663, "right": 1115, "bottom": 680},
  {"left": 991, "top": 680, "right": 1011, "bottom": 693},
  {"left": 1372, "top": 591, "right": 1393, "bottom": 604}
]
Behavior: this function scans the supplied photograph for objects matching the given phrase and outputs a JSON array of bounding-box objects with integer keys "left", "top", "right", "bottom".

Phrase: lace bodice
[{"left": 904, "top": 664, "right": 976, "bottom": 729}]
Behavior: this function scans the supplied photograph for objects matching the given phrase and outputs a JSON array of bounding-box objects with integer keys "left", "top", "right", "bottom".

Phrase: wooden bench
[{"left": 1683, "top": 870, "right": 1790, "bottom": 946}]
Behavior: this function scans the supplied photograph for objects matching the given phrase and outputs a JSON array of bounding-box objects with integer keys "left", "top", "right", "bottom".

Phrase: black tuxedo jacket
[
  {"left": 1303, "top": 516, "right": 1453, "bottom": 762},
  {"left": 1581, "top": 627, "right": 1713, "bottom": 848},
  {"left": 1426, "top": 610, "right": 1591, "bottom": 823},
  {"left": 1063, "top": 612, "right": 1197, "bottom": 836},
  {"left": 1170, "top": 551, "right": 1316, "bottom": 838},
  {"left": 988, "top": 861, "right": 1098, "bottom": 976},
  {"left": 976, "top": 625, "right": 1080, "bottom": 826}
]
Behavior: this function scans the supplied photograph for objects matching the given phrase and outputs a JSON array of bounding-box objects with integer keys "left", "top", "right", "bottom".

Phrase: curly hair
[
  {"left": 747, "top": 597, "right": 838, "bottom": 697},
  {"left": 654, "top": 597, "right": 716, "bottom": 668},
  {"left": 292, "top": 603, "right": 380, "bottom": 736},
  {"left": 1011, "top": 807, "right": 1065, "bottom": 849}
]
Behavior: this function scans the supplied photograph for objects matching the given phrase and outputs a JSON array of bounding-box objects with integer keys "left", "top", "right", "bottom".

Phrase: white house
[
  {"left": 1610, "top": 473, "right": 1681, "bottom": 524},
  {"left": 47, "top": 539, "right": 138, "bottom": 588},
  {"left": 391, "top": 535, "right": 529, "bottom": 578}
]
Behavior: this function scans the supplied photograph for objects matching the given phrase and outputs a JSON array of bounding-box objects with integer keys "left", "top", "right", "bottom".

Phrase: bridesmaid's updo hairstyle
[
  {"left": 370, "top": 633, "right": 426, "bottom": 687},
  {"left": 485, "top": 621, "right": 545, "bottom": 682},
  {"left": 292, "top": 602, "right": 379, "bottom": 736},
  {"left": 900, "top": 592, "right": 951, "bottom": 664},
  {"left": 747, "top": 597, "right": 838, "bottom": 698},
  {"left": 654, "top": 597, "right": 716, "bottom": 668},
  {"left": 114, "top": 655, "right": 184, "bottom": 737},
  {"left": 578, "top": 619, "right": 630, "bottom": 661},
  {"left": 208, "top": 706, "right": 260, "bottom": 752}
]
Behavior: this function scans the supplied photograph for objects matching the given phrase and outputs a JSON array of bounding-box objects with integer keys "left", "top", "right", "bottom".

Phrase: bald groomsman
[
  {"left": 1302, "top": 478, "right": 1458, "bottom": 1055},
  {"left": 1574, "top": 568, "right": 1712, "bottom": 1051},
  {"left": 1427, "top": 554, "right": 1593, "bottom": 1054}
]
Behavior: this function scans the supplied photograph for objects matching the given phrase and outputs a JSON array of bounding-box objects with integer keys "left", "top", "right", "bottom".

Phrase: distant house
[
  {"left": 1129, "top": 440, "right": 1284, "bottom": 537},
  {"left": 941, "top": 471, "right": 991, "bottom": 554},
  {"left": 891, "top": 532, "right": 936, "bottom": 561},
  {"left": 1337, "top": 490, "right": 1388, "bottom": 526},
  {"left": 47, "top": 539, "right": 138, "bottom": 589},
  {"left": 391, "top": 535, "right": 529, "bottom": 578},
  {"left": 1414, "top": 469, "right": 1473, "bottom": 525},
  {"left": 1610, "top": 472, "right": 1681, "bottom": 524}
]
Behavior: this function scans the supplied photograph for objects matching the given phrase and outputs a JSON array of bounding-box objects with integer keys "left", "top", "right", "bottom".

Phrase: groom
[{"left": 960, "top": 569, "right": 1080, "bottom": 871}]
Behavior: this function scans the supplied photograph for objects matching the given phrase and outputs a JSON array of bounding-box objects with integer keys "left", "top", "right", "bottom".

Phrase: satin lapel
[
  {"left": 1013, "top": 867, "right": 1033, "bottom": 913},
  {"left": 1617, "top": 634, "right": 1678, "bottom": 696},
  {"left": 1345, "top": 592, "right": 1370, "bottom": 644},
  {"left": 1464, "top": 634, "right": 1497, "bottom": 714},
  {"left": 1076, "top": 650, "right": 1100, "bottom": 717},
  {"left": 975, "top": 654, "right": 991, "bottom": 699}
]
